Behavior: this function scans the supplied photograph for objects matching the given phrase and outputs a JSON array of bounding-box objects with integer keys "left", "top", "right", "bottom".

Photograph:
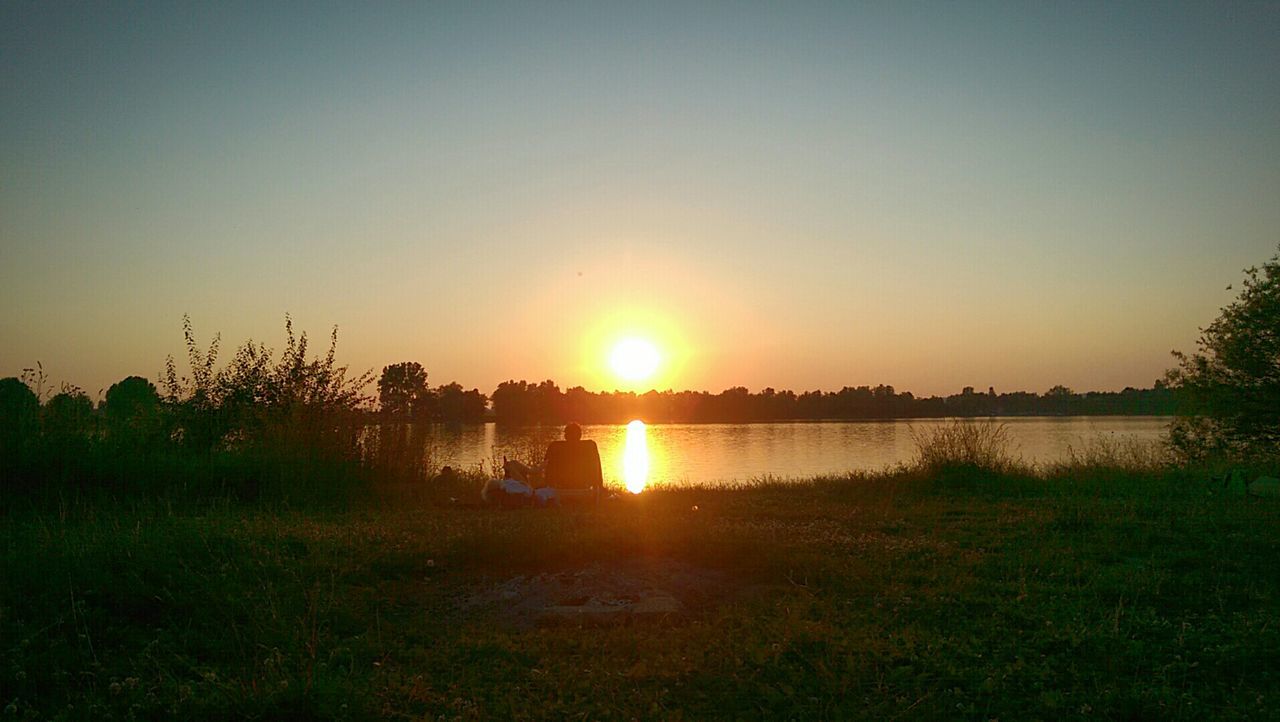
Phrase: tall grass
[
  {"left": 1052, "top": 433, "right": 1176, "bottom": 474},
  {"left": 909, "top": 419, "right": 1023, "bottom": 474}
]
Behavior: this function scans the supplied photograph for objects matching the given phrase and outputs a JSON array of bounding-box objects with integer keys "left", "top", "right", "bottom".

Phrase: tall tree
[
  {"left": 44, "top": 389, "right": 94, "bottom": 437},
  {"left": 378, "top": 362, "right": 429, "bottom": 418},
  {"left": 1168, "top": 245, "right": 1280, "bottom": 460},
  {"left": 101, "top": 376, "right": 162, "bottom": 447},
  {"left": 0, "top": 377, "right": 39, "bottom": 449}
]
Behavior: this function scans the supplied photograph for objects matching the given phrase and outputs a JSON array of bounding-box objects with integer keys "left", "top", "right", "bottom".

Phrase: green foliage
[
  {"left": 0, "top": 316, "right": 378, "bottom": 504},
  {"left": 3, "top": 471, "right": 1275, "bottom": 719},
  {"left": 1169, "top": 245, "right": 1280, "bottom": 461},
  {"left": 158, "top": 315, "right": 374, "bottom": 502},
  {"left": 163, "top": 315, "right": 372, "bottom": 450}
]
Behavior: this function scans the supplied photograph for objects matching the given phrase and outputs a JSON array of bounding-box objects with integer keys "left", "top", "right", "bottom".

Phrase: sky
[{"left": 2, "top": 2, "right": 1278, "bottom": 399}]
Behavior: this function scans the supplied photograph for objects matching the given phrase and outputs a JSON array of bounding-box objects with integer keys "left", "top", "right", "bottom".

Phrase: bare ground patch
[{"left": 462, "top": 558, "right": 733, "bottom": 628}]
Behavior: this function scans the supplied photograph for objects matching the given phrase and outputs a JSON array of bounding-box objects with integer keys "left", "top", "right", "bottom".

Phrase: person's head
[{"left": 564, "top": 422, "right": 582, "bottom": 442}]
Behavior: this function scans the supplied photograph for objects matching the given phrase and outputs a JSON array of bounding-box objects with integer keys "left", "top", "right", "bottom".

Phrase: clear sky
[{"left": 3, "top": 2, "right": 1278, "bottom": 399}]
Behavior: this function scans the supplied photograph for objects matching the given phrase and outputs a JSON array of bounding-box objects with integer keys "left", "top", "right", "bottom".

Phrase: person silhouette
[{"left": 543, "top": 422, "right": 603, "bottom": 502}]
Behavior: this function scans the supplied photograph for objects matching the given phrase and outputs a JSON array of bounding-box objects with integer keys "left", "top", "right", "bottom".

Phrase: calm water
[{"left": 417, "top": 417, "right": 1172, "bottom": 489}]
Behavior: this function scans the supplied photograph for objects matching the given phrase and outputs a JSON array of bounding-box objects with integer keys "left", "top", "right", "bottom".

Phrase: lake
[{"left": 414, "top": 416, "right": 1172, "bottom": 490}]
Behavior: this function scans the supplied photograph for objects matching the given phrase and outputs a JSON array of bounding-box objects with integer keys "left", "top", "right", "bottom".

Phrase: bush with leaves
[
  {"left": 1168, "top": 245, "right": 1280, "bottom": 462},
  {"left": 161, "top": 315, "right": 374, "bottom": 498},
  {"left": 166, "top": 315, "right": 372, "bottom": 440}
]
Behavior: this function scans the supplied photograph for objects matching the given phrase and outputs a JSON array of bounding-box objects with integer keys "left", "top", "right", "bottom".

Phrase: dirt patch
[{"left": 463, "top": 559, "right": 729, "bottom": 627}]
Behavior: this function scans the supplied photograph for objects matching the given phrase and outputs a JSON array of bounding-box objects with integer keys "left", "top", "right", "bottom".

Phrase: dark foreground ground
[{"left": 2, "top": 469, "right": 1277, "bottom": 720}]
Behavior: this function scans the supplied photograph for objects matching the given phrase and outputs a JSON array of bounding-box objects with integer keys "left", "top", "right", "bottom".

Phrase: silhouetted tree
[
  {"left": 482, "top": 380, "right": 1172, "bottom": 424},
  {"left": 38, "top": 388, "right": 96, "bottom": 479},
  {"left": 0, "top": 377, "right": 39, "bottom": 461},
  {"left": 378, "top": 362, "right": 430, "bottom": 419},
  {"left": 435, "top": 382, "right": 488, "bottom": 423},
  {"left": 532, "top": 380, "right": 565, "bottom": 423},
  {"left": 491, "top": 380, "right": 535, "bottom": 423},
  {"left": 1168, "top": 245, "right": 1280, "bottom": 460},
  {"left": 102, "top": 376, "right": 161, "bottom": 443},
  {"left": 0, "top": 377, "right": 38, "bottom": 428},
  {"left": 1044, "top": 385, "right": 1074, "bottom": 415},
  {"left": 104, "top": 376, "right": 159, "bottom": 419},
  {"left": 43, "top": 389, "right": 94, "bottom": 437}
]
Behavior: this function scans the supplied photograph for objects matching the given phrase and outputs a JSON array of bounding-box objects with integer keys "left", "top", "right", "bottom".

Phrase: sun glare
[
  {"left": 610, "top": 337, "right": 661, "bottom": 382},
  {"left": 622, "top": 419, "right": 649, "bottom": 494}
]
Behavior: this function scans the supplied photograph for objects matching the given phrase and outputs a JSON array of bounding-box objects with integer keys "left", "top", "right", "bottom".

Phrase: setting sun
[{"left": 609, "top": 338, "right": 661, "bottom": 382}]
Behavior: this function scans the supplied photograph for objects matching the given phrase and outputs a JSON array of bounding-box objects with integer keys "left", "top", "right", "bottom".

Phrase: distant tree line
[
  {"left": 487, "top": 380, "right": 1177, "bottom": 424},
  {"left": 9, "top": 241, "right": 1280, "bottom": 496},
  {"left": 375, "top": 362, "right": 487, "bottom": 424}
]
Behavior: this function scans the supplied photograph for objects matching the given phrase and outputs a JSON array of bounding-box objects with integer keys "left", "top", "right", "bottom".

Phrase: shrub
[
  {"left": 910, "top": 420, "right": 1020, "bottom": 474},
  {"left": 161, "top": 315, "right": 374, "bottom": 501}
]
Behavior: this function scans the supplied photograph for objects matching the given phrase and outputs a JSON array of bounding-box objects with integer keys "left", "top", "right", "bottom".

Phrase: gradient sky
[{"left": 3, "top": 2, "right": 1278, "bottom": 399}]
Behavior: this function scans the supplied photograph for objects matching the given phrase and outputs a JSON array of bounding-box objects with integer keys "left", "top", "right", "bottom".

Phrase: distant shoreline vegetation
[
  {"left": 481, "top": 380, "right": 1176, "bottom": 424},
  {"left": 5, "top": 235, "right": 1278, "bottom": 502},
  {"left": 0, "top": 335, "right": 1176, "bottom": 501}
]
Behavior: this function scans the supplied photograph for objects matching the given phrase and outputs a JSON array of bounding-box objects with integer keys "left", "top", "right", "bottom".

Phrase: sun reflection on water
[{"left": 622, "top": 419, "right": 649, "bottom": 494}]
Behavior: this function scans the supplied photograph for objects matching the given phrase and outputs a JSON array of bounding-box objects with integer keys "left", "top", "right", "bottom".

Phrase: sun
[{"left": 609, "top": 337, "right": 661, "bottom": 382}]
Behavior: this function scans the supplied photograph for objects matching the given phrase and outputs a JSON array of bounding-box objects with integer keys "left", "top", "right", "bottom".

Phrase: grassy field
[{"left": 2, "top": 464, "right": 1278, "bottom": 720}]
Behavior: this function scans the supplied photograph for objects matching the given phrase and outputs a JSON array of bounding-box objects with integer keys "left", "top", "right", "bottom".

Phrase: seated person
[{"left": 543, "top": 422, "right": 603, "bottom": 502}]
